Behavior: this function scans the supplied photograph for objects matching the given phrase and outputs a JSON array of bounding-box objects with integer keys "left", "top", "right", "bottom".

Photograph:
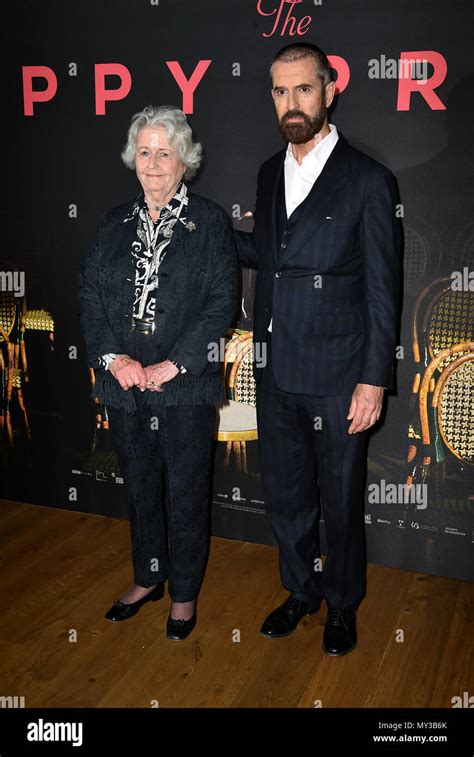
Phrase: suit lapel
[
  {"left": 264, "top": 150, "right": 286, "bottom": 268},
  {"left": 265, "top": 134, "right": 357, "bottom": 268}
]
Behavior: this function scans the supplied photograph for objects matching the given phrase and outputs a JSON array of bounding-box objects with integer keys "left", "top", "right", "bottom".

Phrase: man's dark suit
[{"left": 235, "top": 132, "right": 402, "bottom": 609}]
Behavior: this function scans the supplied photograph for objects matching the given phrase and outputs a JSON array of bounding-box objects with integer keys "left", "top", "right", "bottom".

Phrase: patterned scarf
[{"left": 123, "top": 181, "right": 188, "bottom": 319}]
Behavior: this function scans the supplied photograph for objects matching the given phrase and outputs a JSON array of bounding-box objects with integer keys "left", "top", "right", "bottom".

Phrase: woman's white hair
[{"left": 121, "top": 104, "right": 203, "bottom": 180}]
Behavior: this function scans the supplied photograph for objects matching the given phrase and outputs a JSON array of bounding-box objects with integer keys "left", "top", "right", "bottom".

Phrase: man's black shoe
[
  {"left": 323, "top": 605, "right": 357, "bottom": 656},
  {"left": 260, "top": 594, "right": 322, "bottom": 638}
]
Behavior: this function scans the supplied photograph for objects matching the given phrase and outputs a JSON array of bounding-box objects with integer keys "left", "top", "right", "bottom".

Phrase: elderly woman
[{"left": 77, "top": 105, "right": 238, "bottom": 640}]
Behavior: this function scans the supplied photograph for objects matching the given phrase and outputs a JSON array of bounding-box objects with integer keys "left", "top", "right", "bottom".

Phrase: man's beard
[{"left": 278, "top": 106, "right": 326, "bottom": 144}]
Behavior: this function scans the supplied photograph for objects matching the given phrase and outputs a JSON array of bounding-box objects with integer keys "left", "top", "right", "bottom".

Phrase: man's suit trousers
[{"left": 256, "top": 334, "right": 368, "bottom": 609}]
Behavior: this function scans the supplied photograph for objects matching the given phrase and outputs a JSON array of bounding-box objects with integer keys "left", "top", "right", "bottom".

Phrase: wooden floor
[{"left": 0, "top": 498, "right": 472, "bottom": 708}]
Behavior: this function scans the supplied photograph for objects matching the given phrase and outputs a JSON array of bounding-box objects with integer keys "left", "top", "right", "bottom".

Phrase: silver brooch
[{"left": 185, "top": 221, "right": 196, "bottom": 232}]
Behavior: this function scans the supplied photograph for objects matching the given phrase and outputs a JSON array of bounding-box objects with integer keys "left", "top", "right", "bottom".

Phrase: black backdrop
[{"left": 4, "top": 0, "right": 473, "bottom": 582}]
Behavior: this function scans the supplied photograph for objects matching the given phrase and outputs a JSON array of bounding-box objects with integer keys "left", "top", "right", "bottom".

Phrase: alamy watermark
[
  {"left": 0, "top": 270, "right": 25, "bottom": 297},
  {"left": 368, "top": 55, "right": 429, "bottom": 82},
  {"left": 27, "top": 718, "right": 83, "bottom": 747},
  {"left": 208, "top": 338, "right": 267, "bottom": 369},
  {"left": 368, "top": 479, "right": 427, "bottom": 510}
]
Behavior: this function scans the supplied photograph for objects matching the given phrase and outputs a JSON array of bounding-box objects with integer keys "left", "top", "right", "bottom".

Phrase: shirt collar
[
  {"left": 285, "top": 123, "right": 338, "bottom": 166},
  {"left": 137, "top": 179, "right": 188, "bottom": 214}
]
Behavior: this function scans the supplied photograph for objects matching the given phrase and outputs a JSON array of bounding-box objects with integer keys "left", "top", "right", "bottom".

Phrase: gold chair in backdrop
[
  {"left": 0, "top": 290, "right": 54, "bottom": 445},
  {"left": 215, "top": 329, "right": 258, "bottom": 474},
  {"left": 407, "top": 277, "right": 474, "bottom": 469},
  {"left": 407, "top": 341, "right": 474, "bottom": 490}
]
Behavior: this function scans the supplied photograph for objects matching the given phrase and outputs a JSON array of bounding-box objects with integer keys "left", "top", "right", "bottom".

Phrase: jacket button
[
  {"left": 157, "top": 308, "right": 165, "bottom": 314},
  {"left": 161, "top": 272, "right": 168, "bottom": 277},
  {"left": 280, "top": 243, "right": 286, "bottom": 249},
  {"left": 275, "top": 272, "right": 282, "bottom": 278}
]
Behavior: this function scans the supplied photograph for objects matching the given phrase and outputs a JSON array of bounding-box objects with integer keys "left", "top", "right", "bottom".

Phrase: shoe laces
[
  {"left": 327, "top": 605, "right": 347, "bottom": 629},
  {"left": 285, "top": 596, "right": 304, "bottom": 614}
]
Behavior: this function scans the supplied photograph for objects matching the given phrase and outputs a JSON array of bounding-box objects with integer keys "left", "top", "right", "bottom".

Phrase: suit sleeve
[
  {"left": 76, "top": 214, "right": 126, "bottom": 368},
  {"left": 234, "top": 229, "right": 258, "bottom": 269},
  {"left": 357, "top": 170, "right": 402, "bottom": 389},
  {"left": 233, "top": 165, "right": 264, "bottom": 270},
  {"left": 167, "top": 210, "right": 239, "bottom": 376}
]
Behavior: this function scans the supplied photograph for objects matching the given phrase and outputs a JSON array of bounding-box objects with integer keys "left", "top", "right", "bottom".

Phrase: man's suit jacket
[
  {"left": 77, "top": 191, "right": 239, "bottom": 411},
  {"left": 235, "top": 132, "right": 402, "bottom": 396}
]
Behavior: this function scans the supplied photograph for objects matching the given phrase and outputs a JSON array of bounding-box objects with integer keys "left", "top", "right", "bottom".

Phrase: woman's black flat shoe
[
  {"left": 166, "top": 609, "right": 197, "bottom": 640},
  {"left": 105, "top": 582, "right": 165, "bottom": 622}
]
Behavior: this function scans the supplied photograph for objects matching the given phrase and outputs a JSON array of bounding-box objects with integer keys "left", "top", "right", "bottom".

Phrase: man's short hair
[{"left": 271, "top": 43, "right": 333, "bottom": 87}]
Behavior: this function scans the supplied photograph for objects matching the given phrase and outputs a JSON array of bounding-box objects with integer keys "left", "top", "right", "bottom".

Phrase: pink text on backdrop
[
  {"left": 256, "top": 0, "right": 312, "bottom": 38},
  {"left": 22, "top": 60, "right": 213, "bottom": 116},
  {"left": 21, "top": 52, "right": 447, "bottom": 116},
  {"left": 397, "top": 51, "right": 447, "bottom": 110}
]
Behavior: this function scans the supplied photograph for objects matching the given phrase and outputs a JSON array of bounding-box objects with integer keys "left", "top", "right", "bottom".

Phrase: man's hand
[
  {"left": 109, "top": 355, "right": 147, "bottom": 391},
  {"left": 347, "top": 383, "right": 384, "bottom": 433},
  {"left": 144, "top": 360, "right": 179, "bottom": 392}
]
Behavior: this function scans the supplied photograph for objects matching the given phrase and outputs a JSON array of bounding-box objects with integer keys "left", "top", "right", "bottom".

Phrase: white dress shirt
[{"left": 268, "top": 123, "right": 339, "bottom": 332}]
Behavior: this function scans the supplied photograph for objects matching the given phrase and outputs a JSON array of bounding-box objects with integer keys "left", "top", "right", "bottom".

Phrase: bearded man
[{"left": 234, "top": 43, "right": 402, "bottom": 656}]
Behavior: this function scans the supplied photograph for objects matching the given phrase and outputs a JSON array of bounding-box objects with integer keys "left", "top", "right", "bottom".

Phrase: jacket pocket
[{"left": 311, "top": 312, "right": 364, "bottom": 334}]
